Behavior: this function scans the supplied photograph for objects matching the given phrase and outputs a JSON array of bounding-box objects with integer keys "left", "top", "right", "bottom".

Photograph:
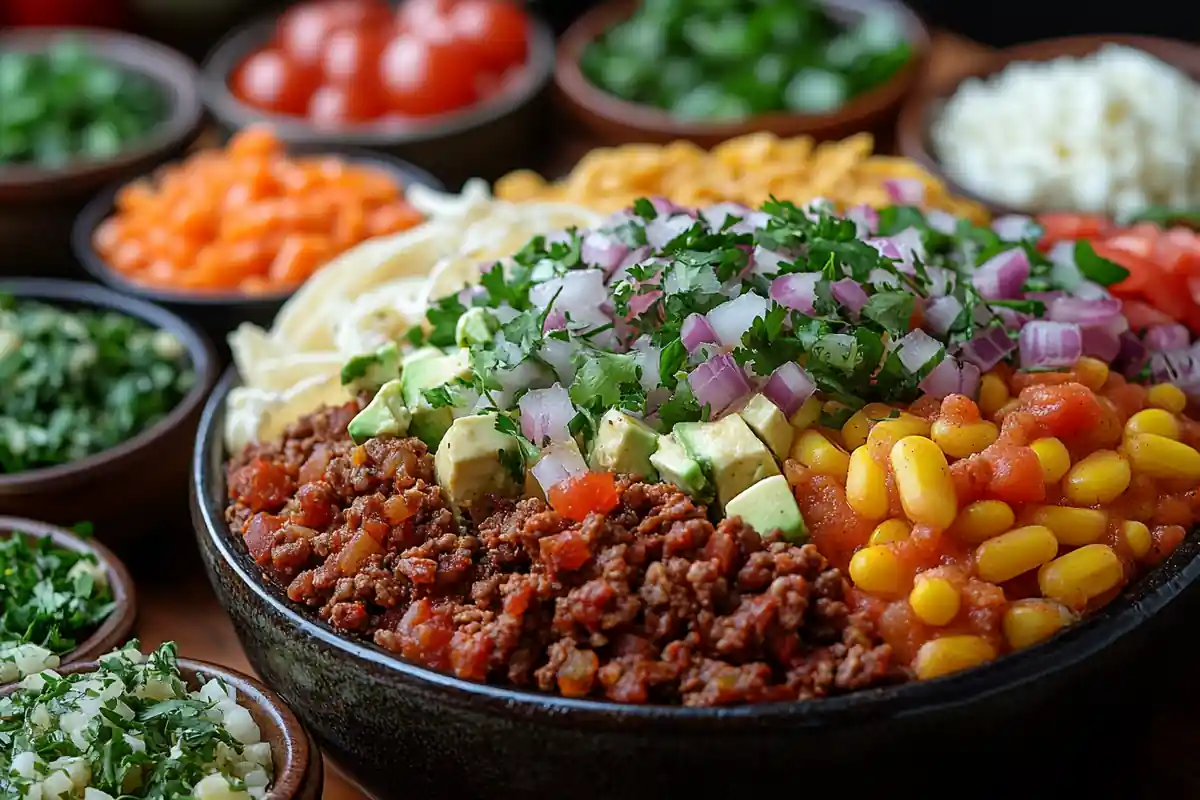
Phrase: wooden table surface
[{"left": 134, "top": 33, "right": 1200, "bottom": 799}]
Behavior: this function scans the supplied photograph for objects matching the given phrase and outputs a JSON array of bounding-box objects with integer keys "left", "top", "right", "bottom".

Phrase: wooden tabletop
[{"left": 134, "top": 33, "right": 1200, "bottom": 799}]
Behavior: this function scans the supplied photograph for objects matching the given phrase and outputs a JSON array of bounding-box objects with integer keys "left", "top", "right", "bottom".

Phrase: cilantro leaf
[
  {"left": 422, "top": 386, "right": 454, "bottom": 408},
  {"left": 569, "top": 349, "right": 642, "bottom": 411},
  {"left": 633, "top": 198, "right": 657, "bottom": 219},
  {"left": 656, "top": 380, "right": 703, "bottom": 429},
  {"left": 1074, "top": 240, "right": 1130, "bottom": 286},
  {"left": 734, "top": 303, "right": 803, "bottom": 376},
  {"left": 425, "top": 294, "right": 466, "bottom": 348},
  {"left": 658, "top": 338, "right": 687, "bottom": 387},
  {"left": 861, "top": 291, "right": 914, "bottom": 336}
]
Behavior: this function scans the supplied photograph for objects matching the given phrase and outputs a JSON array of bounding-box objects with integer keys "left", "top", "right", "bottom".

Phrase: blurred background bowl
[{"left": 0, "top": 27, "right": 204, "bottom": 278}]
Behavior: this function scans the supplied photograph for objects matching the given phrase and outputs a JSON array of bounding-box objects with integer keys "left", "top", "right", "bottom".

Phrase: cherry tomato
[
  {"left": 233, "top": 49, "right": 313, "bottom": 115},
  {"left": 278, "top": 0, "right": 391, "bottom": 66},
  {"left": 449, "top": 0, "right": 529, "bottom": 70},
  {"left": 396, "top": 0, "right": 454, "bottom": 31},
  {"left": 380, "top": 34, "right": 479, "bottom": 116},
  {"left": 321, "top": 27, "right": 387, "bottom": 85},
  {"left": 307, "top": 82, "right": 382, "bottom": 127}
]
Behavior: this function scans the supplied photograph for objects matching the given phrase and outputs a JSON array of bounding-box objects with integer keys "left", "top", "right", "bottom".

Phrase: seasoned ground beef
[{"left": 226, "top": 403, "right": 903, "bottom": 706}]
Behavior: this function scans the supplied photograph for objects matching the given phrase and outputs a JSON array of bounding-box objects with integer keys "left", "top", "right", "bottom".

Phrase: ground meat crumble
[{"left": 225, "top": 402, "right": 903, "bottom": 706}]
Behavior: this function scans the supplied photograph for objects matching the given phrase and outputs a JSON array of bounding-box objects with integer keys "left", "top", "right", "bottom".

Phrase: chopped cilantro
[
  {"left": 656, "top": 380, "right": 703, "bottom": 429},
  {"left": 658, "top": 338, "right": 687, "bottom": 387},
  {"left": 861, "top": 291, "right": 914, "bottom": 336},
  {"left": 1074, "top": 240, "right": 1130, "bottom": 286},
  {"left": 734, "top": 303, "right": 803, "bottom": 376},
  {"left": 633, "top": 198, "right": 657, "bottom": 219},
  {"left": 425, "top": 294, "right": 466, "bottom": 348},
  {"left": 569, "top": 349, "right": 643, "bottom": 412}
]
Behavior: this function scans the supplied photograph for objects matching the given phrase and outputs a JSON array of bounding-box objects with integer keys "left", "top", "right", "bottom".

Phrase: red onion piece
[
  {"left": 626, "top": 290, "right": 663, "bottom": 320},
  {"left": 865, "top": 238, "right": 902, "bottom": 260},
  {"left": 543, "top": 309, "right": 566, "bottom": 333},
  {"left": 1019, "top": 321, "right": 1083, "bottom": 369},
  {"left": 845, "top": 204, "right": 879, "bottom": 237},
  {"left": 646, "top": 214, "right": 696, "bottom": 251},
  {"left": 893, "top": 329, "right": 944, "bottom": 374},
  {"left": 1146, "top": 323, "right": 1191, "bottom": 352},
  {"left": 609, "top": 246, "right": 652, "bottom": 282},
  {"left": 457, "top": 285, "right": 486, "bottom": 305},
  {"left": 925, "top": 209, "right": 958, "bottom": 235},
  {"left": 991, "top": 214, "right": 1037, "bottom": 242},
  {"left": 530, "top": 269, "right": 609, "bottom": 328},
  {"left": 700, "top": 202, "right": 752, "bottom": 231},
  {"left": 519, "top": 384, "right": 575, "bottom": 445},
  {"left": 749, "top": 245, "right": 789, "bottom": 277},
  {"left": 631, "top": 336, "right": 663, "bottom": 391},
  {"left": 919, "top": 356, "right": 961, "bottom": 399},
  {"left": 688, "top": 352, "right": 752, "bottom": 414},
  {"left": 993, "top": 307, "right": 1031, "bottom": 330},
  {"left": 1114, "top": 331, "right": 1149, "bottom": 378},
  {"left": 706, "top": 292, "right": 770, "bottom": 347},
  {"left": 1150, "top": 349, "right": 1200, "bottom": 388},
  {"left": 831, "top": 278, "right": 869, "bottom": 316},
  {"left": 925, "top": 265, "right": 954, "bottom": 296},
  {"left": 769, "top": 273, "right": 819, "bottom": 314},
  {"left": 538, "top": 338, "right": 578, "bottom": 384},
  {"left": 648, "top": 197, "right": 690, "bottom": 218},
  {"left": 681, "top": 313, "right": 718, "bottom": 352},
  {"left": 958, "top": 325, "right": 1017, "bottom": 372},
  {"left": 763, "top": 361, "right": 816, "bottom": 418},
  {"left": 1047, "top": 295, "right": 1122, "bottom": 326},
  {"left": 868, "top": 268, "right": 900, "bottom": 289},
  {"left": 958, "top": 361, "right": 982, "bottom": 399},
  {"left": 972, "top": 248, "right": 1030, "bottom": 300},
  {"left": 1080, "top": 322, "right": 1121, "bottom": 362},
  {"left": 884, "top": 178, "right": 925, "bottom": 204},
  {"left": 530, "top": 442, "right": 589, "bottom": 494},
  {"left": 924, "top": 295, "right": 963, "bottom": 335},
  {"left": 1072, "top": 281, "right": 1112, "bottom": 302},
  {"left": 889, "top": 227, "right": 926, "bottom": 272},
  {"left": 581, "top": 231, "right": 629, "bottom": 273}
]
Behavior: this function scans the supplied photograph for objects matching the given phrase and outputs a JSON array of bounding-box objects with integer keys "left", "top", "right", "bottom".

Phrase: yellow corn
[
  {"left": 789, "top": 396, "right": 822, "bottom": 430},
  {"left": 790, "top": 429, "right": 851, "bottom": 481},
  {"left": 1124, "top": 408, "right": 1181, "bottom": 441},
  {"left": 1124, "top": 433, "right": 1200, "bottom": 481},
  {"left": 1073, "top": 357, "right": 1110, "bottom": 391},
  {"left": 890, "top": 435, "right": 958, "bottom": 530},
  {"left": 1063, "top": 450, "right": 1131, "bottom": 505},
  {"left": 1029, "top": 437, "right": 1071, "bottom": 484},
  {"left": 846, "top": 446, "right": 889, "bottom": 521},
  {"left": 867, "top": 413, "right": 932, "bottom": 461},
  {"left": 930, "top": 418, "right": 999, "bottom": 459},
  {"left": 1029, "top": 506, "right": 1109, "bottom": 547},
  {"left": 978, "top": 373, "right": 1009, "bottom": 419},
  {"left": 909, "top": 576, "right": 961, "bottom": 626},
  {"left": 841, "top": 403, "right": 893, "bottom": 451},
  {"left": 948, "top": 500, "right": 1015, "bottom": 544},
  {"left": 848, "top": 545, "right": 905, "bottom": 595},
  {"left": 1002, "top": 598, "right": 1076, "bottom": 650},
  {"left": 1122, "top": 520, "right": 1152, "bottom": 559},
  {"left": 1147, "top": 383, "right": 1187, "bottom": 415},
  {"left": 869, "top": 519, "right": 912, "bottom": 545},
  {"left": 914, "top": 635, "right": 997, "bottom": 680},
  {"left": 1038, "top": 544, "right": 1124, "bottom": 607},
  {"left": 973, "top": 525, "right": 1059, "bottom": 583}
]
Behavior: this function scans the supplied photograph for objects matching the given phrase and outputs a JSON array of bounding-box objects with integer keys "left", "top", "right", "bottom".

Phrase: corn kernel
[
  {"left": 1038, "top": 544, "right": 1124, "bottom": 608},
  {"left": 1063, "top": 450, "right": 1131, "bottom": 505},
  {"left": 790, "top": 429, "right": 851, "bottom": 481},
  {"left": 914, "top": 635, "right": 997, "bottom": 680},
  {"left": 978, "top": 373, "right": 1009, "bottom": 419},
  {"left": 948, "top": 500, "right": 1015, "bottom": 544},
  {"left": 1073, "top": 357, "right": 1110, "bottom": 391},
  {"left": 1002, "top": 598, "right": 1076, "bottom": 650},
  {"left": 789, "top": 396, "right": 822, "bottom": 430},
  {"left": 869, "top": 519, "right": 912, "bottom": 545},
  {"left": 867, "top": 413, "right": 932, "bottom": 461},
  {"left": 1147, "top": 383, "right": 1187, "bottom": 415},
  {"left": 1122, "top": 520, "right": 1152, "bottom": 559},
  {"left": 974, "top": 525, "right": 1059, "bottom": 583},
  {"left": 931, "top": 419, "right": 999, "bottom": 459},
  {"left": 1124, "top": 433, "right": 1200, "bottom": 481},
  {"left": 846, "top": 446, "right": 889, "bottom": 521},
  {"left": 841, "top": 403, "right": 893, "bottom": 450},
  {"left": 1029, "top": 506, "right": 1108, "bottom": 547},
  {"left": 890, "top": 436, "right": 958, "bottom": 530},
  {"left": 1029, "top": 437, "right": 1071, "bottom": 484},
  {"left": 909, "top": 576, "right": 961, "bottom": 626},
  {"left": 848, "top": 545, "right": 905, "bottom": 595},
  {"left": 1124, "top": 408, "right": 1181, "bottom": 441}
]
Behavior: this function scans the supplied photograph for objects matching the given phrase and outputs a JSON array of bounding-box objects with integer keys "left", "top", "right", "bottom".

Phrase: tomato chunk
[
  {"left": 1018, "top": 382, "right": 1103, "bottom": 440},
  {"left": 982, "top": 445, "right": 1046, "bottom": 504},
  {"left": 548, "top": 472, "right": 620, "bottom": 522}
]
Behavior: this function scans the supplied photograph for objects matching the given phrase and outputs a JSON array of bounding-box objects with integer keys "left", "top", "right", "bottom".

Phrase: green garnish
[
  {"left": 1073, "top": 240, "right": 1130, "bottom": 287},
  {"left": 1124, "top": 206, "right": 1200, "bottom": 229}
]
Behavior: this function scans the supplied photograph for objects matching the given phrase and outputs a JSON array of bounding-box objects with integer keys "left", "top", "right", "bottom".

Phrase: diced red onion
[
  {"left": 688, "top": 352, "right": 752, "bottom": 414},
  {"left": 866, "top": 238, "right": 902, "bottom": 260},
  {"left": 609, "top": 246, "right": 651, "bottom": 282},
  {"left": 706, "top": 292, "right": 769, "bottom": 347},
  {"left": 530, "top": 442, "right": 589, "bottom": 494},
  {"left": 926, "top": 209, "right": 958, "bottom": 235},
  {"left": 1026, "top": 291, "right": 1065, "bottom": 305},
  {"left": 1150, "top": 349, "right": 1200, "bottom": 388},
  {"left": 646, "top": 214, "right": 696, "bottom": 251},
  {"left": 648, "top": 197, "right": 690, "bottom": 218},
  {"left": 892, "top": 329, "right": 944, "bottom": 374},
  {"left": 919, "top": 356, "right": 959, "bottom": 399},
  {"left": 538, "top": 337, "right": 578, "bottom": 384},
  {"left": 645, "top": 387, "right": 671, "bottom": 415},
  {"left": 959, "top": 362, "right": 982, "bottom": 399},
  {"left": 543, "top": 309, "right": 566, "bottom": 332},
  {"left": 991, "top": 214, "right": 1037, "bottom": 242},
  {"left": 884, "top": 178, "right": 925, "bottom": 204},
  {"left": 831, "top": 278, "right": 869, "bottom": 316},
  {"left": 925, "top": 265, "right": 954, "bottom": 296},
  {"left": 1146, "top": 323, "right": 1191, "bottom": 352},
  {"left": 1020, "top": 321, "right": 1083, "bottom": 369},
  {"left": 890, "top": 227, "right": 926, "bottom": 272},
  {"left": 958, "top": 324, "right": 1017, "bottom": 371},
  {"left": 763, "top": 361, "right": 816, "bottom": 418},
  {"left": 581, "top": 231, "right": 628, "bottom": 273},
  {"left": 845, "top": 204, "right": 879, "bottom": 237},
  {"left": 631, "top": 336, "right": 663, "bottom": 392},
  {"left": 626, "top": 289, "right": 663, "bottom": 320},
  {"left": 457, "top": 285, "right": 486, "bottom": 305},
  {"left": 700, "top": 202, "right": 752, "bottom": 232},
  {"left": 1048, "top": 241, "right": 1083, "bottom": 290},
  {"left": 1080, "top": 322, "right": 1122, "bottom": 362},
  {"left": 924, "top": 296, "right": 963, "bottom": 335},
  {"left": 993, "top": 307, "right": 1031, "bottom": 330},
  {"left": 749, "top": 245, "right": 789, "bottom": 277},
  {"left": 681, "top": 313, "right": 718, "bottom": 352},
  {"left": 770, "top": 273, "right": 819, "bottom": 314},
  {"left": 1072, "top": 281, "right": 1111, "bottom": 302},
  {"left": 1115, "top": 331, "right": 1149, "bottom": 379},
  {"left": 972, "top": 248, "right": 1030, "bottom": 300},
  {"left": 530, "top": 269, "right": 609, "bottom": 330},
  {"left": 868, "top": 268, "right": 900, "bottom": 289},
  {"left": 519, "top": 384, "right": 575, "bottom": 445},
  {"left": 1047, "top": 295, "right": 1122, "bottom": 326}
]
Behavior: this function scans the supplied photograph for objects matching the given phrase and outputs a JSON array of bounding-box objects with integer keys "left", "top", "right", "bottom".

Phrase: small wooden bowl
[
  {"left": 0, "top": 516, "right": 136, "bottom": 668},
  {"left": 554, "top": 0, "right": 930, "bottom": 149},
  {"left": 1, "top": 656, "right": 322, "bottom": 799},
  {"left": 0, "top": 27, "right": 204, "bottom": 277},
  {"left": 895, "top": 34, "right": 1200, "bottom": 216}
]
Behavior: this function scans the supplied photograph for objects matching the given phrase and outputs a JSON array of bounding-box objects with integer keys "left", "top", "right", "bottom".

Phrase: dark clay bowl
[
  {"left": 192, "top": 368, "right": 1200, "bottom": 799},
  {"left": 0, "top": 516, "right": 136, "bottom": 669},
  {"left": 555, "top": 0, "right": 930, "bottom": 149},
  {"left": 0, "top": 279, "right": 218, "bottom": 546},
  {"left": 895, "top": 34, "right": 1200, "bottom": 216},
  {"left": 0, "top": 656, "right": 322, "bottom": 800},
  {"left": 71, "top": 143, "right": 444, "bottom": 359},
  {"left": 0, "top": 27, "right": 204, "bottom": 278},
  {"left": 197, "top": 8, "right": 557, "bottom": 189}
]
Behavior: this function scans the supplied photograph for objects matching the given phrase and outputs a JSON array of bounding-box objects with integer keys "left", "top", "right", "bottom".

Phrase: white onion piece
[
  {"left": 844, "top": 204, "right": 879, "bottom": 237},
  {"left": 1146, "top": 323, "right": 1191, "bottom": 352},
  {"left": 887, "top": 227, "right": 926, "bottom": 272},
  {"left": 530, "top": 269, "right": 610, "bottom": 332},
  {"left": 609, "top": 246, "right": 652, "bottom": 283},
  {"left": 631, "top": 336, "right": 663, "bottom": 392},
  {"left": 531, "top": 442, "right": 588, "bottom": 494},
  {"left": 868, "top": 268, "right": 900, "bottom": 289},
  {"left": 688, "top": 352, "right": 751, "bottom": 414},
  {"left": 648, "top": 197, "right": 690, "bottom": 217},
  {"left": 926, "top": 209, "right": 959, "bottom": 235},
  {"left": 519, "top": 384, "right": 575, "bottom": 445},
  {"left": 957, "top": 325, "right": 1017, "bottom": 372},
  {"left": 581, "top": 231, "right": 628, "bottom": 273},
  {"left": 884, "top": 178, "right": 925, "bottom": 204},
  {"left": 700, "top": 202, "right": 752, "bottom": 231},
  {"left": 706, "top": 292, "right": 769, "bottom": 348},
  {"left": 892, "top": 329, "right": 944, "bottom": 374},
  {"left": 1048, "top": 241, "right": 1083, "bottom": 291},
  {"left": 646, "top": 214, "right": 695, "bottom": 251},
  {"left": 831, "top": 278, "right": 869, "bottom": 316},
  {"left": 1071, "top": 281, "right": 1111, "bottom": 302},
  {"left": 763, "top": 361, "right": 815, "bottom": 417},
  {"left": 1019, "top": 321, "right": 1083, "bottom": 369},
  {"left": 749, "top": 245, "right": 788, "bottom": 277},
  {"left": 1048, "top": 296, "right": 1122, "bottom": 326},
  {"left": 972, "top": 248, "right": 1030, "bottom": 300},
  {"left": 538, "top": 337, "right": 579, "bottom": 384},
  {"left": 991, "top": 214, "right": 1037, "bottom": 242},
  {"left": 770, "top": 273, "right": 819, "bottom": 313},
  {"left": 925, "top": 265, "right": 955, "bottom": 296},
  {"left": 924, "top": 296, "right": 963, "bottom": 335},
  {"left": 681, "top": 313, "right": 718, "bottom": 352}
]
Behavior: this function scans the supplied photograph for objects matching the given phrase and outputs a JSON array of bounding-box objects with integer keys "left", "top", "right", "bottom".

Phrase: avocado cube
[
  {"left": 738, "top": 394, "right": 795, "bottom": 460},
  {"left": 674, "top": 414, "right": 780, "bottom": 508},
  {"left": 649, "top": 433, "right": 712, "bottom": 502},
  {"left": 434, "top": 413, "right": 522, "bottom": 512},
  {"left": 455, "top": 307, "right": 499, "bottom": 347},
  {"left": 340, "top": 341, "right": 402, "bottom": 393},
  {"left": 589, "top": 409, "right": 659, "bottom": 479},
  {"left": 725, "top": 474, "right": 808, "bottom": 542},
  {"left": 400, "top": 348, "right": 472, "bottom": 448},
  {"left": 348, "top": 379, "right": 411, "bottom": 445}
]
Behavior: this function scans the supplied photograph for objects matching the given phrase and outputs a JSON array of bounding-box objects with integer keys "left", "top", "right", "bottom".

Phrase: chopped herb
[
  {"left": 860, "top": 290, "right": 914, "bottom": 336},
  {"left": 569, "top": 350, "right": 643, "bottom": 412},
  {"left": 633, "top": 198, "right": 657, "bottom": 219},
  {"left": 1074, "top": 239, "right": 1130, "bottom": 286},
  {"left": 424, "top": 293, "right": 467, "bottom": 348}
]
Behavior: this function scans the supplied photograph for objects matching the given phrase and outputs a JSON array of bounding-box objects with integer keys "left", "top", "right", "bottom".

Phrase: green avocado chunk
[
  {"left": 724, "top": 474, "right": 808, "bottom": 543},
  {"left": 588, "top": 409, "right": 659, "bottom": 479},
  {"left": 400, "top": 348, "right": 471, "bottom": 448},
  {"left": 648, "top": 433, "right": 711, "bottom": 502},
  {"left": 455, "top": 307, "right": 499, "bottom": 347},
  {"left": 434, "top": 413, "right": 522, "bottom": 512},
  {"left": 340, "top": 341, "right": 401, "bottom": 393},
  {"left": 347, "top": 379, "right": 411, "bottom": 445},
  {"left": 737, "top": 393, "right": 794, "bottom": 460},
  {"left": 674, "top": 414, "right": 780, "bottom": 508}
]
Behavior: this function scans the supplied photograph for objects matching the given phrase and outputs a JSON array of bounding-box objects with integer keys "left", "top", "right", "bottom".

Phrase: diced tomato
[
  {"left": 1122, "top": 299, "right": 1176, "bottom": 332},
  {"left": 547, "top": 472, "right": 620, "bottom": 522},
  {"left": 1097, "top": 242, "right": 1156, "bottom": 295},
  {"left": 1038, "top": 212, "right": 1111, "bottom": 247},
  {"left": 1017, "top": 382, "right": 1103, "bottom": 440},
  {"left": 982, "top": 445, "right": 1046, "bottom": 504},
  {"left": 244, "top": 512, "right": 285, "bottom": 564}
]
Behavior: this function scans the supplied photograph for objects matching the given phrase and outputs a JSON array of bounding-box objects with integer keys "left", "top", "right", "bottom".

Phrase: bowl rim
[
  {"left": 553, "top": 0, "right": 931, "bottom": 140},
  {"left": 197, "top": 8, "right": 557, "bottom": 146},
  {"left": 194, "top": 366, "right": 1200, "bottom": 725},
  {"left": 0, "top": 655, "right": 314, "bottom": 800},
  {"left": 0, "top": 278, "right": 218, "bottom": 493},
  {"left": 0, "top": 26, "right": 204, "bottom": 191},
  {"left": 0, "top": 515, "right": 136, "bottom": 667},
  {"left": 70, "top": 143, "right": 447, "bottom": 308},
  {"left": 894, "top": 33, "right": 1200, "bottom": 217}
]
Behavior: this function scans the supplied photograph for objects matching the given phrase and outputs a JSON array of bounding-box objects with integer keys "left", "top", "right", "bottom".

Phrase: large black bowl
[{"left": 193, "top": 368, "right": 1200, "bottom": 799}]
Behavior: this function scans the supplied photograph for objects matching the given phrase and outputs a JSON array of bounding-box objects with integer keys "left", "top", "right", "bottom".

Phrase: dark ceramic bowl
[
  {"left": 71, "top": 143, "right": 444, "bottom": 359},
  {"left": 0, "top": 279, "right": 218, "bottom": 546},
  {"left": 0, "top": 516, "right": 136, "bottom": 669},
  {"left": 197, "top": 8, "right": 557, "bottom": 189},
  {"left": 0, "top": 27, "right": 204, "bottom": 278},
  {"left": 192, "top": 368, "right": 1200, "bottom": 799},
  {"left": 0, "top": 655, "right": 322, "bottom": 800},
  {"left": 555, "top": 0, "right": 930, "bottom": 149},
  {"left": 895, "top": 34, "right": 1200, "bottom": 216}
]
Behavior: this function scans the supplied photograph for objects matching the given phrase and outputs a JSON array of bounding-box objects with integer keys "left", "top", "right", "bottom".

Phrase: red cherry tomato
[
  {"left": 307, "top": 82, "right": 382, "bottom": 126},
  {"left": 232, "top": 49, "right": 313, "bottom": 115},
  {"left": 278, "top": 0, "right": 391, "bottom": 66},
  {"left": 380, "top": 34, "right": 479, "bottom": 116},
  {"left": 449, "top": 0, "right": 529, "bottom": 69},
  {"left": 321, "top": 27, "right": 387, "bottom": 85}
]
